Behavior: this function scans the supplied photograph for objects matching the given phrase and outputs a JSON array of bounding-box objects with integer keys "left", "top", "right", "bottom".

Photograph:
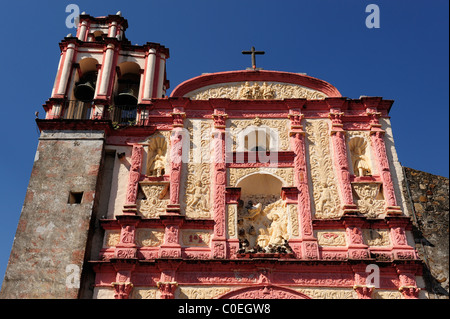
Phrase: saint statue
[{"left": 148, "top": 147, "right": 166, "bottom": 177}]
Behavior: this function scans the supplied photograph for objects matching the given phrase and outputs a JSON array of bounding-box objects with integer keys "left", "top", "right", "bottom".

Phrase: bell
[
  {"left": 74, "top": 71, "right": 97, "bottom": 102},
  {"left": 116, "top": 85, "right": 138, "bottom": 105}
]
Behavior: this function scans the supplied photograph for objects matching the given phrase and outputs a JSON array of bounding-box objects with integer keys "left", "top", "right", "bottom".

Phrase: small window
[{"left": 68, "top": 191, "right": 83, "bottom": 204}]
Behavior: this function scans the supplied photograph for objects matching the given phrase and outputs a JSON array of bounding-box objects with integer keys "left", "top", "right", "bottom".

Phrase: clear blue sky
[{"left": 0, "top": 0, "right": 448, "bottom": 284}]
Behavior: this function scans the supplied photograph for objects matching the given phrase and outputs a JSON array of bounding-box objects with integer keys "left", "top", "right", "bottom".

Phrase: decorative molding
[
  {"left": 184, "top": 81, "right": 328, "bottom": 101},
  {"left": 315, "top": 231, "right": 347, "bottom": 246},
  {"left": 228, "top": 167, "right": 294, "bottom": 187}
]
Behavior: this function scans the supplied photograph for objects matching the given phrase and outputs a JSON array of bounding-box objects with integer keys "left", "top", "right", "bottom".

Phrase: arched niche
[{"left": 235, "top": 173, "right": 292, "bottom": 254}]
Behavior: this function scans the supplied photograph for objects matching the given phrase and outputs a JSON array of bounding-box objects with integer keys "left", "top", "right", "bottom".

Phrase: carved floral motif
[
  {"left": 305, "top": 120, "right": 341, "bottom": 218},
  {"left": 138, "top": 183, "right": 169, "bottom": 218}
]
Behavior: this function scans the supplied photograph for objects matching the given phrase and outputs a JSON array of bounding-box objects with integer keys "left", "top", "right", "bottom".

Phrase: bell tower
[
  {"left": 0, "top": 12, "right": 170, "bottom": 299},
  {"left": 46, "top": 12, "right": 169, "bottom": 122}
]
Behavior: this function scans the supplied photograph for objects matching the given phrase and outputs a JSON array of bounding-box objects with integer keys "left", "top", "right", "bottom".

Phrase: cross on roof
[{"left": 242, "top": 46, "right": 265, "bottom": 70}]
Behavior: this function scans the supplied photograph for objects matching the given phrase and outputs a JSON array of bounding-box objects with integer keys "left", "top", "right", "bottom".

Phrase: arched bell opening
[
  {"left": 113, "top": 61, "right": 142, "bottom": 124},
  {"left": 67, "top": 57, "right": 98, "bottom": 119}
]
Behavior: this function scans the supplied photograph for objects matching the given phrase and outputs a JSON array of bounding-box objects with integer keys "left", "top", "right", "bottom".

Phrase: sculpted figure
[
  {"left": 240, "top": 82, "right": 252, "bottom": 99},
  {"left": 349, "top": 138, "right": 372, "bottom": 177},
  {"left": 261, "top": 82, "right": 274, "bottom": 99},
  {"left": 187, "top": 180, "right": 208, "bottom": 210},
  {"left": 148, "top": 147, "right": 166, "bottom": 177},
  {"left": 267, "top": 213, "right": 286, "bottom": 246}
]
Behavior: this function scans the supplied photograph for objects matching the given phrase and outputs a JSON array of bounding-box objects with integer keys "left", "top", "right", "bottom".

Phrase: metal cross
[{"left": 242, "top": 46, "right": 265, "bottom": 69}]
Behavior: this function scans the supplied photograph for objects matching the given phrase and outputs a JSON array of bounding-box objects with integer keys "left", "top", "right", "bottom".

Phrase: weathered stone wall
[
  {"left": 402, "top": 167, "right": 449, "bottom": 299},
  {"left": 0, "top": 130, "right": 105, "bottom": 298}
]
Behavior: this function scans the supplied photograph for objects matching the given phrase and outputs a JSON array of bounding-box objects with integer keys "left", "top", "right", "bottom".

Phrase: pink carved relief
[
  {"left": 169, "top": 130, "right": 183, "bottom": 205},
  {"left": 125, "top": 144, "right": 143, "bottom": 207}
]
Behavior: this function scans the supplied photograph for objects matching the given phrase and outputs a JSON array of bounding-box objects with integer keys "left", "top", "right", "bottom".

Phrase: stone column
[
  {"left": 287, "top": 101, "right": 318, "bottom": 259},
  {"left": 112, "top": 261, "right": 135, "bottom": 299},
  {"left": 56, "top": 42, "right": 77, "bottom": 97},
  {"left": 327, "top": 98, "right": 358, "bottom": 214},
  {"left": 363, "top": 97, "right": 402, "bottom": 215},
  {"left": 211, "top": 107, "right": 228, "bottom": 259},
  {"left": 96, "top": 43, "right": 116, "bottom": 98},
  {"left": 396, "top": 263, "right": 421, "bottom": 299},
  {"left": 344, "top": 217, "right": 369, "bottom": 260},
  {"left": 142, "top": 48, "right": 157, "bottom": 100}
]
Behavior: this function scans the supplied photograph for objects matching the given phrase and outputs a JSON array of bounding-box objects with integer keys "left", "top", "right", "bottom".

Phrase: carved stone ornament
[
  {"left": 184, "top": 81, "right": 327, "bottom": 100},
  {"left": 178, "top": 287, "right": 232, "bottom": 299},
  {"left": 305, "top": 120, "right": 342, "bottom": 219},
  {"left": 315, "top": 231, "right": 347, "bottom": 246},
  {"left": 146, "top": 134, "right": 169, "bottom": 177},
  {"left": 181, "top": 230, "right": 212, "bottom": 247},
  {"left": 137, "top": 182, "right": 169, "bottom": 218},
  {"left": 237, "top": 198, "right": 293, "bottom": 254},
  {"left": 136, "top": 229, "right": 165, "bottom": 247},
  {"left": 347, "top": 132, "right": 373, "bottom": 177},
  {"left": 352, "top": 182, "right": 385, "bottom": 218},
  {"left": 362, "top": 229, "right": 391, "bottom": 246}
]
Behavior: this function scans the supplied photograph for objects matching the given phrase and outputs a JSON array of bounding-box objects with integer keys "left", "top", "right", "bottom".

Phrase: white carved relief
[
  {"left": 315, "top": 230, "right": 347, "bottom": 246},
  {"left": 288, "top": 204, "right": 299, "bottom": 237},
  {"left": 103, "top": 230, "right": 120, "bottom": 248},
  {"left": 362, "top": 229, "right": 391, "bottom": 246},
  {"left": 137, "top": 182, "right": 169, "bottom": 218},
  {"left": 295, "top": 287, "right": 355, "bottom": 299},
  {"left": 352, "top": 182, "right": 385, "bottom": 218},
  {"left": 131, "top": 288, "right": 157, "bottom": 299},
  {"left": 373, "top": 290, "right": 404, "bottom": 299},
  {"left": 136, "top": 229, "right": 165, "bottom": 247},
  {"left": 184, "top": 81, "right": 328, "bottom": 101},
  {"left": 237, "top": 198, "right": 293, "bottom": 254},
  {"left": 305, "top": 120, "right": 342, "bottom": 219},
  {"left": 227, "top": 204, "right": 237, "bottom": 238},
  {"left": 183, "top": 163, "right": 211, "bottom": 219},
  {"left": 181, "top": 120, "right": 212, "bottom": 219},
  {"left": 177, "top": 286, "right": 232, "bottom": 299}
]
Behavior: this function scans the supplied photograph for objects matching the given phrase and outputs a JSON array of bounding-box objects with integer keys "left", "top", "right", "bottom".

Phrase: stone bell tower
[{"left": 0, "top": 12, "right": 169, "bottom": 298}]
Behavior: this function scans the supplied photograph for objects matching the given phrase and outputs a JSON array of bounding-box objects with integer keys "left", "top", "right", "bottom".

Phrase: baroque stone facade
[{"left": 1, "top": 13, "right": 439, "bottom": 300}]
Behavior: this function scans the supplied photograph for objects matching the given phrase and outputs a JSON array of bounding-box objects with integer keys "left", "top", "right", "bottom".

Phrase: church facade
[{"left": 1, "top": 13, "right": 426, "bottom": 299}]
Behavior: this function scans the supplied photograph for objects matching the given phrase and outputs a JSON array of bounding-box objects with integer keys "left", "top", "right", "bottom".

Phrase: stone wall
[
  {"left": 0, "top": 131, "right": 105, "bottom": 298},
  {"left": 402, "top": 167, "right": 449, "bottom": 298}
]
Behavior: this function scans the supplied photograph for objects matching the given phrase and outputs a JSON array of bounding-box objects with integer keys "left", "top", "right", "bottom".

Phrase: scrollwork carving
[
  {"left": 185, "top": 81, "right": 327, "bottom": 100},
  {"left": 305, "top": 120, "right": 341, "bottom": 219}
]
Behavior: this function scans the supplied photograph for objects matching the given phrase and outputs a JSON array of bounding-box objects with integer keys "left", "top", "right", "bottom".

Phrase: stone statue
[
  {"left": 148, "top": 147, "right": 166, "bottom": 177},
  {"left": 349, "top": 137, "right": 371, "bottom": 177}
]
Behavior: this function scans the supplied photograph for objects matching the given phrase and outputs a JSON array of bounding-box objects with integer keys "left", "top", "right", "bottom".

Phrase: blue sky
[{"left": 0, "top": 0, "right": 448, "bottom": 285}]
